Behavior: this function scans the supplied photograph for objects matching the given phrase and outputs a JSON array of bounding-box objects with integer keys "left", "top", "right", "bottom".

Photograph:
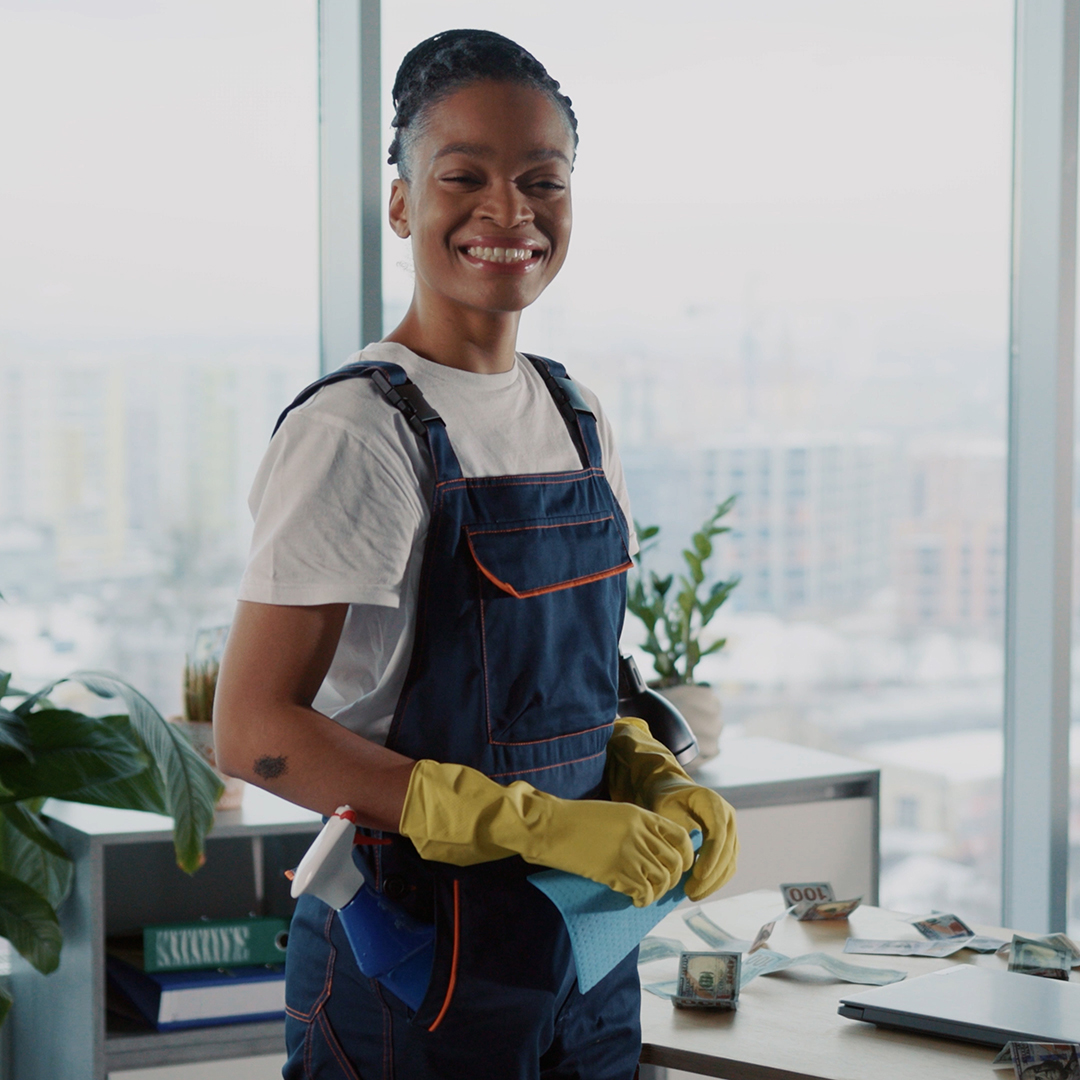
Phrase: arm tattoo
[{"left": 253, "top": 755, "right": 288, "bottom": 780}]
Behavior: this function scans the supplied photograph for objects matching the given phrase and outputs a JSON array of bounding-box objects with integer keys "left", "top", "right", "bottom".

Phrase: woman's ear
[{"left": 388, "top": 178, "right": 411, "bottom": 238}]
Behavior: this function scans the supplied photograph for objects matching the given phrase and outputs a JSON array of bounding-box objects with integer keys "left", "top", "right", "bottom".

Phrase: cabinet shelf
[{"left": 105, "top": 1017, "right": 288, "bottom": 1072}]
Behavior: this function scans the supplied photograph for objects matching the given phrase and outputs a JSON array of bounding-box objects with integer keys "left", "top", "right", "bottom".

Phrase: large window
[
  {"left": 0, "top": 1, "right": 319, "bottom": 713},
  {"left": 383, "top": 0, "right": 1014, "bottom": 923}
]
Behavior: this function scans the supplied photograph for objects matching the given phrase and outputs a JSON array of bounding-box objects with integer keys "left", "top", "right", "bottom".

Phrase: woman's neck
[{"left": 384, "top": 296, "right": 521, "bottom": 374}]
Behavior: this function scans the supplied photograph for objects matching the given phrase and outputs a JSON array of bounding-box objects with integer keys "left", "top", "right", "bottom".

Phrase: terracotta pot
[
  {"left": 169, "top": 717, "right": 245, "bottom": 811},
  {"left": 656, "top": 683, "right": 722, "bottom": 771}
]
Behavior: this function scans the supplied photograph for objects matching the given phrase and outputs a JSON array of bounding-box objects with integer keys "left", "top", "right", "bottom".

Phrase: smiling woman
[{"left": 213, "top": 26, "right": 737, "bottom": 1080}]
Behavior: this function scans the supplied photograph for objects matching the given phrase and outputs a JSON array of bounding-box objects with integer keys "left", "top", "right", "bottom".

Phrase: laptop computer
[{"left": 838, "top": 965, "right": 1080, "bottom": 1047}]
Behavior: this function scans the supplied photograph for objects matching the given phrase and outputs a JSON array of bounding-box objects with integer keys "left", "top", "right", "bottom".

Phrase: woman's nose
[{"left": 478, "top": 181, "right": 533, "bottom": 227}]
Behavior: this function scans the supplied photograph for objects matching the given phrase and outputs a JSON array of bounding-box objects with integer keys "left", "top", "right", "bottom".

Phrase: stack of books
[{"left": 106, "top": 915, "right": 290, "bottom": 1031}]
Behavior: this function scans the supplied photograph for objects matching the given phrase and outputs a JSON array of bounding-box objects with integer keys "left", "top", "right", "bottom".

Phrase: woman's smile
[{"left": 459, "top": 236, "right": 545, "bottom": 272}]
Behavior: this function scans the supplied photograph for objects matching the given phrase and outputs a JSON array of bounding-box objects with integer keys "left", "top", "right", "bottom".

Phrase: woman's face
[{"left": 389, "top": 80, "right": 575, "bottom": 318}]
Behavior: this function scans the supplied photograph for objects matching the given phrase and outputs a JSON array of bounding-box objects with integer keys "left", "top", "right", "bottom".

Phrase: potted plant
[
  {"left": 170, "top": 651, "right": 245, "bottom": 810},
  {"left": 626, "top": 496, "right": 740, "bottom": 767},
  {"left": 0, "top": 667, "right": 222, "bottom": 1023}
]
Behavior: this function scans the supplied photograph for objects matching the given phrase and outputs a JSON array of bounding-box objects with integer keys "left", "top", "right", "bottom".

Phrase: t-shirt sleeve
[{"left": 238, "top": 408, "right": 426, "bottom": 607}]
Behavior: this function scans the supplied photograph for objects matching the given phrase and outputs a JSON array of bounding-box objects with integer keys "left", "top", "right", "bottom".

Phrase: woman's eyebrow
[{"left": 432, "top": 143, "right": 571, "bottom": 166}]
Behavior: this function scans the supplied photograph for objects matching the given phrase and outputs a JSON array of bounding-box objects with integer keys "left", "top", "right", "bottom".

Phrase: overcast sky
[{"left": 0, "top": 0, "right": 1013, "bottom": 360}]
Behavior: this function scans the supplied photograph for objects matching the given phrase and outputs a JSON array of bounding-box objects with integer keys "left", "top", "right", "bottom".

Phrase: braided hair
[{"left": 388, "top": 29, "right": 578, "bottom": 180}]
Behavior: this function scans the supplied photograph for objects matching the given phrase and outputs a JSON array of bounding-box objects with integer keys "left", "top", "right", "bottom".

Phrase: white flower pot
[
  {"left": 656, "top": 683, "right": 722, "bottom": 771},
  {"left": 169, "top": 717, "right": 246, "bottom": 811}
]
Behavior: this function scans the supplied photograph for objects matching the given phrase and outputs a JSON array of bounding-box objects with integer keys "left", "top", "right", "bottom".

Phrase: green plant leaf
[
  {"left": 682, "top": 550, "right": 704, "bottom": 585},
  {"left": 0, "top": 869, "right": 62, "bottom": 974},
  {"left": 0, "top": 802, "right": 67, "bottom": 859},
  {"left": 636, "top": 524, "right": 659, "bottom": 541},
  {"left": 692, "top": 532, "right": 712, "bottom": 560},
  {"left": 701, "top": 638, "right": 728, "bottom": 657},
  {"left": 651, "top": 572, "right": 673, "bottom": 598},
  {"left": 64, "top": 672, "right": 221, "bottom": 874},
  {"left": 0, "top": 710, "right": 147, "bottom": 804},
  {"left": 0, "top": 707, "right": 33, "bottom": 758},
  {"left": 60, "top": 715, "right": 168, "bottom": 816},
  {"left": 0, "top": 672, "right": 10, "bottom": 698},
  {"left": 0, "top": 805, "right": 73, "bottom": 910}
]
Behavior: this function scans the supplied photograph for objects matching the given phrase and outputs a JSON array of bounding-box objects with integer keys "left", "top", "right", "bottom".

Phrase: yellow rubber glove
[
  {"left": 399, "top": 759, "right": 694, "bottom": 908},
  {"left": 606, "top": 717, "right": 738, "bottom": 902}
]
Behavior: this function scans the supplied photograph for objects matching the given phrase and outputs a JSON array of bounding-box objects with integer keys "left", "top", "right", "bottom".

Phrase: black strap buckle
[{"left": 370, "top": 369, "right": 442, "bottom": 437}]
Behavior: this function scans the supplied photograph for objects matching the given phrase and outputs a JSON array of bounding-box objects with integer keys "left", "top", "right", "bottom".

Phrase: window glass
[
  {"left": 0, "top": 0, "right": 319, "bottom": 712},
  {"left": 383, "top": 0, "right": 1013, "bottom": 922}
]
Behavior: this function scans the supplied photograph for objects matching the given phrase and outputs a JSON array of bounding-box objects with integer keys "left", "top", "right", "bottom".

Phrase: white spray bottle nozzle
[{"left": 290, "top": 806, "right": 368, "bottom": 909}]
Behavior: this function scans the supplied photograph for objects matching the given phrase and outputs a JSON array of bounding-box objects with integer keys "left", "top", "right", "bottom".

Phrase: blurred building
[
  {"left": 623, "top": 433, "right": 895, "bottom": 617},
  {"left": 893, "top": 439, "right": 1006, "bottom": 632}
]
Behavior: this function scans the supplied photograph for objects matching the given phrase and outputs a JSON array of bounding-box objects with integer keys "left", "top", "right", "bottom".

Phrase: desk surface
[{"left": 640, "top": 889, "right": 1059, "bottom": 1080}]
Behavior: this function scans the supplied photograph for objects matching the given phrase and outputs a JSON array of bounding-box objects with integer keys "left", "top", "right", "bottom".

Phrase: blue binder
[{"left": 106, "top": 954, "right": 286, "bottom": 1031}]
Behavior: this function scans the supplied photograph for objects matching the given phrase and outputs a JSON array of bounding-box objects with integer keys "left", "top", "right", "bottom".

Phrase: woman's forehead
[{"left": 417, "top": 81, "right": 575, "bottom": 164}]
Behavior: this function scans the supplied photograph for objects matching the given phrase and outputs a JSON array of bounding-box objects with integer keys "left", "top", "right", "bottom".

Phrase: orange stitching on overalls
[
  {"left": 479, "top": 573, "right": 493, "bottom": 744},
  {"left": 487, "top": 718, "right": 615, "bottom": 747},
  {"left": 435, "top": 467, "right": 606, "bottom": 494},
  {"left": 467, "top": 514, "right": 614, "bottom": 537},
  {"left": 489, "top": 746, "right": 608, "bottom": 778},
  {"left": 470, "top": 542, "right": 632, "bottom": 598},
  {"left": 318, "top": 1010, "right": 361, "bottom": 1080},
  {"left": 427, "top": 879, "right": 461, "bottom": 1032}
]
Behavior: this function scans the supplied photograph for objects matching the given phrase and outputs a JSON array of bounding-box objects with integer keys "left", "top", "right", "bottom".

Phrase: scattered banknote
[
  {"left": 910, "top": 913, "right": 975, "bottom": 940},
  {"left": 673, "top": 951, "right": 741, "bottom": 1010},
  {"left": 645, "top": 950, "right": 905, "bottom": 1001},
  {"left": 748, "top": 918, "right": 777, "bottom": 954},
  {"left": 991, "top": 1041, "right": 1080, "bottom": 1079},
  {"left": 683, "top": 909, "right": 737, "bottom": 949},
  {"left": 739, "top": 949, "right": 905, "bottom": 988},
  {"left": 843, "top": 937, "right": 966, "bottom": 958},
  {"left": 1028, "top": 934, "right": 1080, "bottom": 964},
  {"left": 1009, "top": 934, "right": 1073, "bottom": 981},
  {"left": 780, "top": 882, "right": 835, "bottom": 908},
  {"left": 638, "top": 936, "right": 686, "bottom": 965},
  {"left": 794, "top": 897, "right": 862, "bottom": 921},
  {"left": 961, "top": 935, "right": 1009, "bottom": 953}
]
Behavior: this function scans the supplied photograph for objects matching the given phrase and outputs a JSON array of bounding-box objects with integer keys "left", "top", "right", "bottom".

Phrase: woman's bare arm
[{"left": 213, "top": 600, "right": 415, "bottom": 831}]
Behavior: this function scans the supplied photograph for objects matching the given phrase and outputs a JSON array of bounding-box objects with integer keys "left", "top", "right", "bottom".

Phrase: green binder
[{"left": 143, "top": 916, "right": 290, "bottom": 972}]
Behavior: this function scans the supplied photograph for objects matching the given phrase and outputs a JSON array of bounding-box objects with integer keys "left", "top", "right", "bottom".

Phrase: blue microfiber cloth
[{"left": 528, "top": 830, "right": 702, "bottom": 993}]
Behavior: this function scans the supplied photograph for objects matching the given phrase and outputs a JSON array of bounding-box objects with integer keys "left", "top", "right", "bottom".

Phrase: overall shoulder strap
[
  {"left": 272, "top": 360, "right": 463, "bottom": 481},
  {"left": 523, "top": 354, "right": 602, "bottom": 469}
]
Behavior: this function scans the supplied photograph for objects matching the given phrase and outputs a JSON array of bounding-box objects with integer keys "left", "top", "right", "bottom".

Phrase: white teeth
[{"left": 465, "top": 246, "right": 535, "bottom": 264}]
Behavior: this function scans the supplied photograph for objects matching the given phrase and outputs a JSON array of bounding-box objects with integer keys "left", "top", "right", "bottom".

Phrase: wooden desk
[{"left": 638, "top": 889, "right": 1059, "bottom": 1080}]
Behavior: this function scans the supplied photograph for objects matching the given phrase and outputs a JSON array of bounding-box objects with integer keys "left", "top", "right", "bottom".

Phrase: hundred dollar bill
[
  {"left": 1008, "top": 934, "right": 1072, "bottom": 981},
  {"left": 739, "top": 949, "right": 905, "bottom": 987},
  {"left": 961, "top": 935, "right": 1009, "bottom": 953},
  {"left": 780, "top": 882, "right": 835, "bottom": 908},
  {"left": 682, "top": 909, "right": 738, "bottom": 949},
  {"left": 638, "top": 936, "right": 686, "bottom": 965},
  {"left": 748, "top": 917, "right": 778, "bottom": 953},
  {"left": 1025, "top": 933, "right": 1080, "bottom": 964},
  {"left": 794, "top": 897, "right": 862, "bottom": 921},
  {"left": 991, "top": 1041, "right": 1080, "bottom": 1079},
  {"left": 843, "top": 937, "right": 966, "bottom": 958},
  {"left": 910, "top": 913, "right": 975, "bottom": 939},
  {"left": 674, "top": 951, "right": 740, "bottom": 1010}
]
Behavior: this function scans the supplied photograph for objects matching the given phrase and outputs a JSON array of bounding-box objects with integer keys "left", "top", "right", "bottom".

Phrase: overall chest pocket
[{"left": 465, "top": 514, "right": 632, "bottom": 745}]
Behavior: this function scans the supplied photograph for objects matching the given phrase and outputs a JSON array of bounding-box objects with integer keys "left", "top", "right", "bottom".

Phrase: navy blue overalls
[{"left": 278, "top": 356, "right": 642, "bottom": 1080}]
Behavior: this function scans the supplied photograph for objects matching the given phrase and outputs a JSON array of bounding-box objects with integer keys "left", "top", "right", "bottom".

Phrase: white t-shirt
[{"left": 238, "top": 341, "right": 636, "bottom": 745}]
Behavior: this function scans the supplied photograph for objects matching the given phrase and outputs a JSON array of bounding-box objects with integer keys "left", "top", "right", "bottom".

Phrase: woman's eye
[
  {"left": 442, "top": 174, "right": 479, "bottom": 185},
  {"left": 530, "top": 181, "right": 566, "bottom": 192}
]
